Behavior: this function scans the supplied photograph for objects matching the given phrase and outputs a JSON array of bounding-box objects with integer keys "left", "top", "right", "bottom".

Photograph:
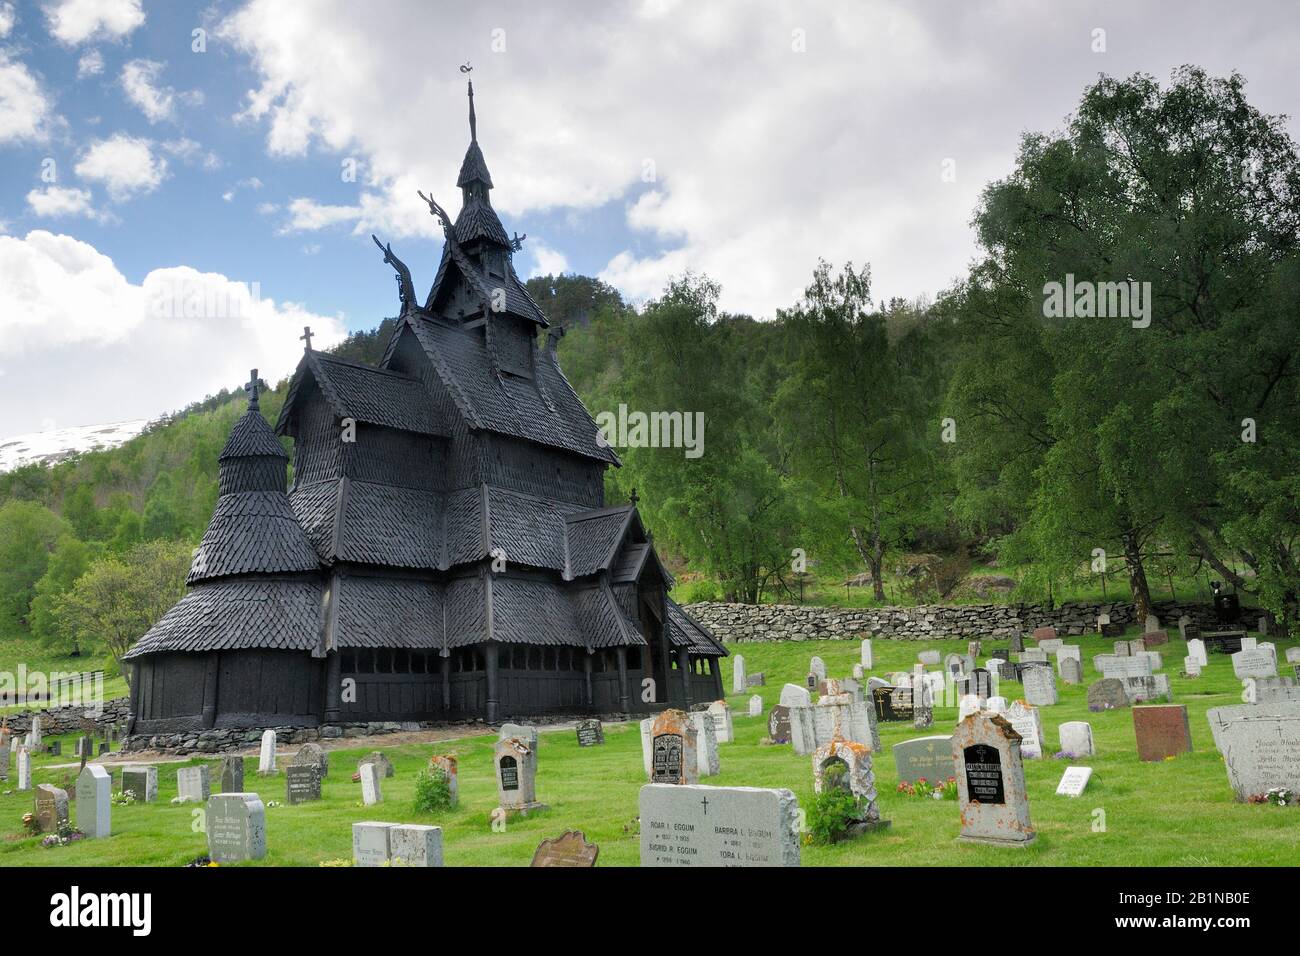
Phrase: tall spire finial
[
  {"left": 246, "top": 369, "right": 260, "bottom": 410},
  {"left": 460, "top": 62, "right": 476, "bottom": 142}
]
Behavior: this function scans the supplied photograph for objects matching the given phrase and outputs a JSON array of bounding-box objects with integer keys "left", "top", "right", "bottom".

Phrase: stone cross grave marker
[
  {"left": 206, "top": 793, "right": 266, "bottom": 863},
  {"left": 1133, "top": 704, "right": 1193, "bottom": 762},
  {"left": 76, "top": 764, "right": 111, "bottom": 839},
  {"left": 953, "top": 714, "right": 1035, "bottom": 847},
  {"left": 639, "top": 783, "right": 800, "bottom": 867}
]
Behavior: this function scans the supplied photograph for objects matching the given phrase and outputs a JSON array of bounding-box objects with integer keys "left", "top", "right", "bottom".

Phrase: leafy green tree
[
  {"left": 62, "top": 484, "right": 101, "bottom": 540},
  {"left": 0, "top": 501, "right": 70, "bottom": 627},
  {"left": 29, "top": 535, "right": 97, "bottom": 651}
]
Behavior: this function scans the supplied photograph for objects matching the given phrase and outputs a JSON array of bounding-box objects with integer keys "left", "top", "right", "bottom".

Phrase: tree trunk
[{"left": 1122, "top": 531, "right": 1153, "bottom": 624}]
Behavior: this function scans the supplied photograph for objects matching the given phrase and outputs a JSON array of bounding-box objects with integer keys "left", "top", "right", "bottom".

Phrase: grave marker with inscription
[
  {"left": 1133, "top": 704, "right": 1193, "bottom": 762},
  {"left": 639, "top": 784, "right": 800, "bottom": 867},
  {"left": 892, "top": 734, "right": 955, "bottom": 785},
  {"left": 121, "top": 766, "right": 157, "bottom": 803},
  {"left": 34, "top": 784, "right": 69, "bottom": 833},
  {"left": 206, "top": 793, "right": 266, "bottom": 863},
  {"left": 76, "top": 765, "right": 110, "bottom": 839},
  {"left": 953, "top": 714, "right": 1035, "bottom": 847},
  {"left": 286, "top": 765, "right": 322, "bottom": 804},
  {"left": 257, "top": 729, "right": 277, "bottom": 775},
  {"left": 575, "top": 719, "right": 605, "bottom": 747},
  {"left": 650, "top": 710, "right": 698, "bottom": 785},
  {"left": 177, "top": 765, "right": 210, "bottom": 803},
  {"left": 531, "top": 830, "right": 599, "bottom": 867},
  {"left": 1056, "top": 766, "right": 1092, "bottom": 797},
  {"left": 1206, "top": 702, "right": 1300, "bottom": 801}
]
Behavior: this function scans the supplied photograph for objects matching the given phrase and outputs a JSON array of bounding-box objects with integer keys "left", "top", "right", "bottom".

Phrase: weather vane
[{"left": 460, "top": 62, "right": 472, "bottom": 74}]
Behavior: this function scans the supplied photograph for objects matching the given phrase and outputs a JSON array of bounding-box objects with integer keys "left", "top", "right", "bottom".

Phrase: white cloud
[
  {"left": 121, "top": 59, "right": 202, "bottom": 123},
  {"left": 527, "top": 241, "right": 568, "bottom": 279},
  {"left": 280, "top": 197, "right": 361, "bottom": 233},
  {"left": 0, "top": 230, "right": 346, "bottom": 434},
  {"left": 26, "top": 185, "right": 104, "bottom": 220},
  {"left": 76, "top": 48, "right": 104, "bottom": 78},
  {"left": 217, "top": 0, "right": 1300, "bottom": 316},
  {"left": 0, "top": 3, "right": 16, "bottom": 39},
  {"left": 0, "top": 49, "right": 53, "bottom": 145},
  {"left": 74, "top": 134, "right": 167, "bottom": 200},
  {"left": 44, "top": 0, "right": 144, "bottom": 45},
  {"left": 162, "top": 136, "right": 220, "bottom": 169}
]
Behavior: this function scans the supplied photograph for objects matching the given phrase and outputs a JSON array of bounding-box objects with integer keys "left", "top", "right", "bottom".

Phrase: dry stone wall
[{"left": 684, "top": 599, "right": 1222, "bottom": 644}]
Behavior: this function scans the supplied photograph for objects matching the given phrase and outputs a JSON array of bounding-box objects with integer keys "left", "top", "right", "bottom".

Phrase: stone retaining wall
[
  {"left": 683, "top": 599, "right": 1223, "bottom": 644},
  {"left": 3, "top": 697, "right": 129, "bottom": 735}
]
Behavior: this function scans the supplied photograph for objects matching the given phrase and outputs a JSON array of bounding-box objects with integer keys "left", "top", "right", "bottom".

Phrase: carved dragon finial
[
  {"left": 371, "top": 234, "right": 417, "bottom": 314},
  {"left": 417, "top": 190, "right": 454, "bottom": 239}
]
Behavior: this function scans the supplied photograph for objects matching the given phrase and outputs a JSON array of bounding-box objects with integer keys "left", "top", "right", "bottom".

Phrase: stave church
[{"left": 123, "top": 80, "right": 725, "bottom": 735}]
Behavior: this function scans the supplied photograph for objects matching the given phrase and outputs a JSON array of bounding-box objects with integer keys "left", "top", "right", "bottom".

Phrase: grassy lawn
[
  {"left": 0, "top": 627, "right": 126, "bottom": 715},
  {"left": 1, "top": 626, "right": 1296, "bottom": 867}
]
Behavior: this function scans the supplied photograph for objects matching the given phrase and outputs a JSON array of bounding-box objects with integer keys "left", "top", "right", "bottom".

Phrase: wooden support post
[
  {"left": 201, "top": 652, "right": 220, "bottom": 729},
  {"left": 678, "top": 648, "right": 692, "bottom": 705},
  {"left": 440, "top": 652, "right": 451, "bottom": 714},
  {"left": 583, "top": 651, "right": 594, "bottom": 709},
  {"left": 485, "top": 642, "right": 499, "bottom": 724},
  {"left": 126, "top": 661, "right": 141, "bottom": 737},
  {"left": 616, "top": 647, "right": 631, "bottom": 713},
  {"left": 323, "top": 650, "right": 341, "bottom": 724}
]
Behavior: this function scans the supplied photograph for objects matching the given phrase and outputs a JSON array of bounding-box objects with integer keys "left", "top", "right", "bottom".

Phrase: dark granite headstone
[
  {"left": 873, "top": 685, "right": 914, "bottom": 722},
  {"left": 962, "top": 743, "right": 1005, "bottom": 804},
  {"left": 285, "top": 765, "right": 322, "bottom": 804},
  {"left": 1087, "top": 678, "right": 1129, "bottom": 712},
  {"left": 767, "top": 705, "right": 791, "bottom": 744},
  {"left": 575, "top": 719, "right": 604, "bottom": 747},
  {"left": 220, "top": 754, "right": 244, "bottom": 793}
]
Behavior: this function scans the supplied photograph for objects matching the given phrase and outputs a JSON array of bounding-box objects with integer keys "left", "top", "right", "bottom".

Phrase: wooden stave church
[{"left": 123, "top": 80, "right": 726, "bottom": 736}]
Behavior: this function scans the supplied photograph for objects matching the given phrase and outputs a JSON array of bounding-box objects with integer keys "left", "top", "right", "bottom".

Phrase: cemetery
[{"left": 2, "top": 623, "right": 1297, "bottom": 866}]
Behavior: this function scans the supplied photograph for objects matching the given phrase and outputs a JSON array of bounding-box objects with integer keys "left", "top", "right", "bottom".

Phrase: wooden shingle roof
[{"left": 277, "top": 351, "right": 441, "bottom": 437}]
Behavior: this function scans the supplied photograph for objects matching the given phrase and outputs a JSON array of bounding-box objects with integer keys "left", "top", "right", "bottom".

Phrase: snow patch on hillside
[{"left": 0, "top": 420, "right": 149, "bottom": 473}]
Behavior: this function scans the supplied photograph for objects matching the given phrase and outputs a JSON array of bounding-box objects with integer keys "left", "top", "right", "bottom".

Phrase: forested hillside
[{"left": 1, "top": 67, "right": 1297, "bottom": 679}]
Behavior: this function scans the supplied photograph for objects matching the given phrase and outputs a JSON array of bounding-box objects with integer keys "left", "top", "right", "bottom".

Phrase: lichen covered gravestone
[
  {"left": 1058, "top": 721, "right": 1095, "bottom": 757},
  {"left": 952, "top": 713, "right": 1035, "bottom": 847},
  {"left": 286, "top": 765, "right": 322, "bottom": 804},
  {"left": 360, "top": 762, "right": 383, "bottom": 805},
  {"left": 34, "top": 784, "right": 70, "bottom": 833},
  {"left": 428, "top": 754, "right": 459, "bottom": 807},
  {"left": 688, "top": 711, "right": 720, "bottom": 777},
  {"left": 358, "top": 751, "right": 395, "bottom": 778},
  {"left": 812, "top": 738, "right": 887, "bottom": 833},
  {"left": 495, "top": 736, "right": 544, "bottom": 814},
  {"left": 1087, "top": 678, "right": 1129, "bottom": 712},
  {"left": 639, "top": 784, "right": 800, "bottom": 866},
  {"left": 219, "top": 754, "right": 244, "bottom": 793},
  {"left": 650, "top": 709, "right": 698, "bottom": 785},
  {"left": 291, "top": 743, "right": 329, "bottom": 778},
  {"left": 1133, "top": 704, "right": 1193, "bottom": 762},
  {"left": 531, "top": 830, "right": 599, "bottom": 867},
  {"left": 206, "top": 793, "right": 266, "bottom": 863},
  {"left": 390, "top": 823, "right": 444, "bottom": 867},
  {"left": 498, "top": 723, "right": 540, "bottom": 750}
]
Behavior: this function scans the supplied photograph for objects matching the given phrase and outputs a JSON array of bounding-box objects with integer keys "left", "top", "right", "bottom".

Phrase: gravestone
[
  {"left": 912, "top": 672, "right": 933, "bottom": 729},
  {"left": 1183, "top": 656, "right": 1202, "bottom": 678},
  {"left": 812, "top": 738, "right": 887, "bottom": 833},
  {"left": 746, "top": 673, "right": 766, "bottom": 687},
  {"left": 1003, "top": 700, "right": 1044, "bottom": 759},
  {"left": 650, "top": 710, "right": 698, "bottom": 785},
  {"left": 958, "top": 694, "right": 982, "bottom": 721},
  {"left": 49, "top": 741, "right": 61, "bottom": 756},
  {"left": 98, "top": 741, "right": 110, "bottom": 756},
  {"left": 1114, "top": 641, "right": 1131, "bottom": 657},
  {"left": 780, "top": 683, "right": 811, "bottom": 708},
  {"left": 34, "top": 784, "right": 70, "bottom": 833},
  {"left": 1009, "top": 630, "right": 1024, "bottom": 653},
  {"left": 1143, "top": 629, "right": 1169, "bottom": 648},
  {"left": 291, "top": 743, "right": 329, "bottom": 778},
  {"left": 793, "top": 695, "right": 880, "bottom": 756},
  {"left": 944, "top": 652, "right": 964, "bottom": 675},
  {"left": 1060, "top": 657, "right": 1083, "bottom": 685},
  {"left": 1232, "top": 649, "right": 1277, "bottom": 680},
  {"left": 498, "top": 723, "right": 540, "bottom": 750},
  {"left": 1144, "top": 614, "right": 1161, "bottom": 633},
  {"left": 871, "top": 685, "right": 914, "bottom": 724},
  {"left": 1058, "top": 721, "right": 1095, "bottom": 757},
  {"left": 390, "top": 824, "right": 444, "bottom": 867},
  {"left": 358, "top": 751, "right": 395, "bottom": 778},
  {"left": 1124, "top": 673, "right": 1171, "bottom": 704},
  {"left": 76, "top": 765, "right": 111, "bottom": 839},
  {"left": 219, "top": 754, "right": 244, "bottom": 793},
  {"left": 1140, "top": 651, "right": 1164, "bottom": 672},
  {"left": 1133, "top": 704, "right": 1193, "bottom": 762},
  {"left": 639, "top": 783, "right": 800, "bottom": 867},
  {"left": 860, "top": 638, "right": 873, "bottom": 669},
  {"left": 918, "top": 650, "right": 941, "bottom": 666},
  {"left": 1097, "top": 655, "right": 1152, "bottom": 679},
  {"left": 750, "top": 695, "right": 786, "bottom": 741},
  {"left": 1287, "top": 647, "right": 1300, "bottom": 665},
  {"left": 286, "top": 765, "right": 322, "bottom": 804},
  {"left": 575, "top": 718, "right": 604, "bottom": 747},
  {"left": 1097, "top": 612, "right": 1110, "bottom": 630},
  {"left": 809, "top": 656, "right": 827, "bottom": 684},
  {"left": 257, "top": 729, "right": 277, "bottom": 775},
  {"left": 952, "top": 714, "right": 1035, "bottom": 846},
  {"left": 531, "top": 830, "right": 599, "bottom": 867},
  {"left": 1032, "top": 626, "right": 1056, "bottom": 643},
  {"left": 892, "top": 734, "right": 954, "bottom": 785},
  {"left": 176, "top": 765, "right": 210, "bottom": 803},
  {"left": 1038, "top": 639, "right": 1063, "bottom": 655},
  {"left": 852, "top": 664, "right": 864, "bottom": 680},
  {"left": 17, "top": 746, "right": 30, "bottom": 791},
  {"left": 360, "top": 762, "right": 383, "bottom": 805},
  {"left": 352, "top": 821, "right": 394, "bottom": 868},
  {"left": 707, "top": 700, "right": 734, "bottom": 743},
  {"left": 968, "top": 640, "right": 982, "bottom": 659},
  {"left": 121, "top": 766, "right": 157, "bottom": 802},
  {"left": 1020, "top": 649, "right": 1048, "bottom": 664},
  {"left": 1240, "top": 636, "right": 1258, "bottom": 651},
  {"left": 428, "top": 754, "right": 459, "bottom": 806},
  {"left": 0, "top": 746, "right": 7, "bottom": 782},
  {"left": 985, "top": 695, "right": 1009, "bottom": 714},
  {"left": 992, "top": 649, "right": 1010, "bottom": 663},
  {"left": 206, "top": 793, "right": 267, "bottom": 863},
  {"left": 688, "top": 711, "right": 720, "bottom": 777},
  {"left": 748, "top": 695, "right": 763, "bottom": 718},
  {"left": 1206, "top": 702, "right": 1300, "bottom": 801},
  {"left": 639, "top": 717, "right": 655, "bottom": 776},
  {"left": 1056, "top": 766, "right": 1092, "bottom": 797},
  {"left": 1023, "top": 666, "right": 1058, "bottom": 707},
  {"left": 1247, "top": 677, "right": 1300, "bottom": 704},
  {"left": 732, "top": 654, "right": 746, "bottom": 694},
  {"left": 1057, "top": 644, "right": 1082, "bottom": 665}
]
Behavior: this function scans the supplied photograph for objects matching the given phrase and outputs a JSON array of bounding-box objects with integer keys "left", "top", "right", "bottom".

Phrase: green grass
[
  {"left": 1, "top": 627, "right": 1296, "bottom": 866},
  {"left": 0, "top": 628, "right": 125, "bottom": 715}
]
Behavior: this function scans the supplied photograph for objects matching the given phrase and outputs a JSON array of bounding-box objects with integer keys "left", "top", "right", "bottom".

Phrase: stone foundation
[
  {"left": 2, "top": 697, "right": 129, "bottom": 735},
  {"left": 683, "top": 599, "right": 1222, "bottom": 644}
]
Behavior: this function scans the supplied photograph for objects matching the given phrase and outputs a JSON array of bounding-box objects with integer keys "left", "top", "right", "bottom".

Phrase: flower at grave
[
  {"left": 170, "top": 796, "right": 185, "bottom": 805},
  {"left": 266, "top": 800, "right": 281, "bottom": 808},
  {"left": 318, "top": 858, "right": 352, "bottom": 867},
  {"left": 21, "top": 813, "right": 38, "bottom": 835}
]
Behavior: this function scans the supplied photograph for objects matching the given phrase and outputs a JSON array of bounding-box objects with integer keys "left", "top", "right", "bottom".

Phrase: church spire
[{"left": 468, "top": 77, "right": 477, "bottom": 143}]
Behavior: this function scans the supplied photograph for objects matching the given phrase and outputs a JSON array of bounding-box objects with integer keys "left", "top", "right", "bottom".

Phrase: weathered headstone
[
  {"left": 649, "top": 710, "right": 697, "bottom": 786},
  {"left": 1183, "top": 656, "right": 1202, "bottom": 678},
  {"left": 34, "top": 784, "right": 70, "bottom": 833},
  {"left": 1287, "top": 647, "right": 1300, "bottom": 665},
  {"left": 746, "top": 672, "right": 766, "bottom": 687},
  {"left": 286, "top": 764, "right": 322, "bottom": 804},
  {"left": 121, "top": 766, "right": 157, "bottom": 802},
  {"left": 1143, "top": 629, "right": 1169, "bottom": 648},
  {"left": 1038, "top": 638, "right": 1064, "bottom": 655},
  {"left": 291, "top": 742, "right": 329, "bottom": 778},
  {"left": 639, "top": 717, "right": 655, "bottom": 776},
  {"left": 688, "top": 711, "right": 720, "bottom": 777},
  {"left": 427, "top": 754, "right": 459, "bottom": 806},
  {"left": 1144, "top": 614, "right": 1161, "bottom": 633},
  {"left": 860, "top": 638, "right": 873, "bottom": 669},
  {"left": 1058, "top": 720, "right": 1095, "bottom": 757},
  {"left": 957, "top": 694, "right": 982, "bottom": 721},
  {"left": 707, "top": 700, "right": 734, "bottom": 743},
  {"left": 575, "top": 718, "right": 604, "bottom": 747},
  {"left": 1246, "top": 676, "right": 1300, "bottom": 704},
  {"left": 358, "top": 751, "right": 395, "bottom": 778},
  {"left": 360, "top": 762, "right": 383, "bottom": 805},
  {"left": 1060, "top": 657, "right": 1083, "bottom": 685},
  {"left": 1133, "top": 704, "right": 1193, "bottom": 762},
  {"left": 1023, "top": 666, "right": 1058, "bottom": 707},
  {"left": 16, "top": 746, "right": 31, "bottom": 791},
  {"left": 206, "top": 793, "right": 266, "bottom": 863},
  {"left": 498, "top": 723, "right": 539, "bottom": 750},
  {"left": 219, "top": 754, "right": 244, "bottom": 793},
  {"left": 892, "top": 734, "right": 954, "bottom": 785},
  {"left": 1206, "top": 702, "right": 1300, "bottom": 801},
  {"left": 76, "top": 765, "right": 111, "bottom": 839},
  {"left": 352, "top": 821, "right": 394, "bottom": 867},
  {"left": 747, "top": 694, "right": 763, "bottom": 718},
  {"left": 257, "top": 729, "right": 277, "bottom": 775},
  {"left": 918, "top": 650, "right": 941, "bottom": 666},
  {"left": 1055, "top": 766, "right": 1092, "bottom": 797},
  {"left": 390, "top": 823, "right": 444, "bottom": 867},
  {"left": 809, "top": 656, "right": 827, "bottom": 684},
  {"left": 639, "top": 783, "right": 800, "bottom": 866},
  {"left": 1031, "top": 626, "right": 1056, "bottom": 643},
  {"left": 1232, "top": 648, "right": 1277, "bottom": 680},
  {"left": 177, "top": 765, "right": 211, "bottom": 803},
  {"left": 1003, "top": 700, "right": 1043, "bottom": 759},
  {"left": 1009, "top": 630, "right": 1024, "bottom": 653},
  {"left": 953, "top": 714, "right": 1035, "bottom": 846},
  {"left": 767, "top": 705, "right": 791, "bottom": 744},
  {"left": 812, "top": 738, "right": 887, "bottom": 833},
  {"left": 780, "top": 683, "right": 811, "bottom": 708},
  {"left": 531, "top": 830, "right": 599, "bottom": 867},
  {"left": 731, "top": 654, "right": 746, "bottom": 694}
]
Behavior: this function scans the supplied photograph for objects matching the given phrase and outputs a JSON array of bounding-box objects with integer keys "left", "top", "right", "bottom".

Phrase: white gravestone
[
  {"left": 258, "top": 729, "right": 277, "bottom": 775},
  {"left": 1023, "top": 666, "right": 1058, "bottom": 707},
  {"left": 17, "top": 746, "right": 31, "bottom": 791},
  {"left": 1003, "top": 700, "right": 1044, "bottom": 759},
  {"left": 861, "top": 639, "right": 873, "bottom": 669},
  {"left": 390, "top": 823, "right": 444, "bottom": 867},
  {"left": 732, "top": 655, "right": 747, "bottom": 694},
  {"left": 688, "top": 711, "right": 720, "bottom": 777},
  {"left": 360, "top": 762, "right": 383, "bottom": 805},
  {"left": 1233, "top": 649, "right": 1277, "bottom": 680},
  {"left": 809, "top": 656, "right": 827, "bottom": 684},
  {"left": 177, "top": 765, "right": 211, "bottom": 803},
  {"left": 748, "top": 694, "right": 763, "bottom": 717},
  {"left": 1058, "top": 721, "right": 1095, "bottom": 757},
  {"left": 640, "top": 717, "right": 655, "bottom": 777},
  {"left": 639, "top": 784, "right": 800, "bottom": 867},
  {"left": 1184, "top": 656, "right": 1202, "bottom": 677},
  {"left": 707, "top": 700, "right": 734, "bottom": 744},
  {"left": 206, "top": 793, "right": 266, "bottom": 863},
  {"left": 352, "top": 821, "right": 394, "bottom": 867},
  {"left": 780, "top": 683, "right": 811, "bottom": 708},
  {"left": 76, "top": 764, "right": 111, "bottom": 839},
  {"left": 1056, "top": 766, "right": 1093, "bottom": 797}
]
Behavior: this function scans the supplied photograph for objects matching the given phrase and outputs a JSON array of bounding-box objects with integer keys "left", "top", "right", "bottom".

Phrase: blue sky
[{"left": 1, "top": 1, "right": 1297, "bottom": 436}]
